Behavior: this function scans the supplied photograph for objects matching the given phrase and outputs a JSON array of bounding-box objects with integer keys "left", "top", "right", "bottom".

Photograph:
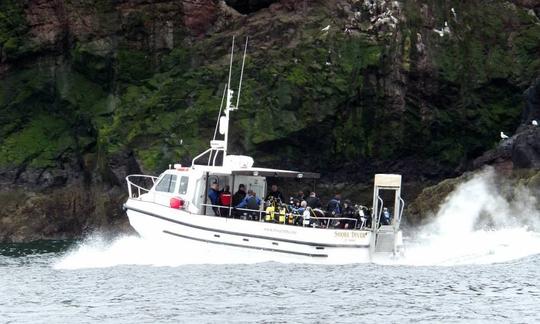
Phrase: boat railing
[
  {"left": 200, "top": 203, "right": 360, "bottom": 229},
  {"left": 396, "top": 197, "right": 405, "bottom": 229},
  {"left": 126, "top": 175, "right": 159, "bottom": 199},
  {"left": 376, "top": 195, "right": 384, "bottom": 229}
]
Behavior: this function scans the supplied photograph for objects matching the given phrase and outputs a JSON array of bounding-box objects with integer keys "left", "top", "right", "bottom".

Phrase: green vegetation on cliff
[{"left": 1, "top": 0, "right": 539, "bottom": 176}]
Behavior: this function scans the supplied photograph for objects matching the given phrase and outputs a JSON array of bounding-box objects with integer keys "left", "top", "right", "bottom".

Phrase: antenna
[
  {"left": 213, "top": 83, "right": 228, "bottom": 140},
  {"left": 226, "top": 36, "right": 235, "bottom": 110},
  {"left": 235, "top": 37, "right": 249, "bottom": 110}
]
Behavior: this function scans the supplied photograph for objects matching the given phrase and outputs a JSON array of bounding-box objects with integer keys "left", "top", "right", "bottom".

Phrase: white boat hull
[{"left": 125, "top": 199, "right": 379, "bottom": 262}]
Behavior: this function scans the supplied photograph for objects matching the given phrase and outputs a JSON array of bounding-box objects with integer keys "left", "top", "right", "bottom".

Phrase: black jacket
[
  {"left": 266, "top": 191, "right": 284, "bottom": 202},
  {"left": 305, "top": 196, "right": 321, "bottom": 209},
  {"left": 232, "top": 190, "right": 246, "bottom": 207}
]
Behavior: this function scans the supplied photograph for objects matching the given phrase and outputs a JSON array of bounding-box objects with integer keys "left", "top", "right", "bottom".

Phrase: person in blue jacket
[
  {"left": 208, "top": 182, "right": 220, "bottom": 216},
  {"left": 236, "top": 190, "right": 261, "bottom": 209},
  {"left": 236, "top": 190, "right": 261, "bottom": 220}
]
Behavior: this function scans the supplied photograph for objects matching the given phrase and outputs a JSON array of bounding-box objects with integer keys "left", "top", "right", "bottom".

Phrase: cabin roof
[
  {"left": 189, "top": 165, "right": 320, "bottom": 179},
  {"left": 231, "top": 167, "right": 320, "bottom": 179}
]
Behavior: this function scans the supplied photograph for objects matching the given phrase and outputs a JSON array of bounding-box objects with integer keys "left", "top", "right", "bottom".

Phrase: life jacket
[
  {"left": 265, "top": 206, "right": 275, "bottom": 222},
  {"left": 219, "top": 193, "right": 231, "bottom": 206}
]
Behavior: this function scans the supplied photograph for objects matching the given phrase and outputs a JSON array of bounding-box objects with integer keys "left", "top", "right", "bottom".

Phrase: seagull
[
  {"left": 434, "top": 22, "right": 451, "bottom": 37},
  {"left": 532, "top": 120, "right": 538, "bottom": 126},
  {"left": 443, "top": 21, "right": 451, "bottom": 34},
  {"left": 321, "top": 25, "right": 330, "bottom": 32},
  {"left": 433, "top": 28, "right": 444, "bottom": 37},
  {"left": 500, "top": 131, "right": 509, "bottom": 140}
]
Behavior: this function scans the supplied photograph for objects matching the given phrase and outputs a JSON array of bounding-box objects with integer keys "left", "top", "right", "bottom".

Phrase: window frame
[{"left": 155, "top": 174, "right": 178, "bottom": 193}]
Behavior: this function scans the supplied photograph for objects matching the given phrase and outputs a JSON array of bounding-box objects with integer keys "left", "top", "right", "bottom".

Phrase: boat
[{"left": 123, "top": 37, "right": 405, "bottom": 262}]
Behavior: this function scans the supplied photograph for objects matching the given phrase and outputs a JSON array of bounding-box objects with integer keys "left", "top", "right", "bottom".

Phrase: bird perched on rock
[
  {"left": 532, "top": 120, "right": 538, "bottom": 126},
  {"left": 433, "top": 22, "right": 450, "bottom": 37},
  {"left": 500, "top": 131, "right": 509, "bottom": 139}
]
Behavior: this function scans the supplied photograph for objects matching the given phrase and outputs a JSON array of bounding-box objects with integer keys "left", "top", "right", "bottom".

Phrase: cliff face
[{"left": 0, "top": 0, "right": 539, "bottom": 241}]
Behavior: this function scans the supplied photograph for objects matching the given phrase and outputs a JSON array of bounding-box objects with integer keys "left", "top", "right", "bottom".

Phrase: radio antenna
[{"left": 235, "top": 36, "right": 249, "bottom": 110}]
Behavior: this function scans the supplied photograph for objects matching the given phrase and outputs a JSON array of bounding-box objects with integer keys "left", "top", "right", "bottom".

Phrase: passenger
[
  {"left": 381, "top": 207, "right": 392, "bottom": 225},
  {"left": 294, "top": 200, "right": 308, "bottom": 226},
  {"left": 208, "top": 182, "right": 221, "bottom": 216},
  {"left": 232, "top": 184, "right": 247, "bottom": 207},
  {"left": 341, "top": 200, "right": 356, "bottom": 229},
  {"left": 296, "top": 190, "right": 305, "bottom": 202},
  {"left": 327, "top": 193, "right": 342, "bottom": 216},
  {"left": 326, "top": 193, "right": 342, "bottom": 228},
  {"left": 219, "top": 185, "right": 232, "bottom": 217},
  {"left": 266, "top": 184, "right": 284, "bottom": 202},
  {"left": 305, "top": 192, "right": 321, "bottom": 209},
  {"left": 236, "top": 190, "right": 262, "bottom": 220}
]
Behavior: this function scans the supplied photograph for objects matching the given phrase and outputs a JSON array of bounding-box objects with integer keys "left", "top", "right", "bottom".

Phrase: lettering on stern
[
  {"left": 263, "top": 227, "right": 297, "bottom": 235},
  {"left": 334, "top": 231, "right": 368, "bottom": 240}
]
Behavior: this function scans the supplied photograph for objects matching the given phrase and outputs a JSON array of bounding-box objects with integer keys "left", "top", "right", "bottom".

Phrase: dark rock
[
  {"left": 512, "top": 127, "right": 540, "bottom": 169},
  {"left": 520, "top": 76, "right": 540, "bottom": 127}
]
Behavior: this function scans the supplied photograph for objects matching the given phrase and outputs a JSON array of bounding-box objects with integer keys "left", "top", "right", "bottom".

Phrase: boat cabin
[{"left": 139, "top": 154, "right": 320, "bottom": 218}]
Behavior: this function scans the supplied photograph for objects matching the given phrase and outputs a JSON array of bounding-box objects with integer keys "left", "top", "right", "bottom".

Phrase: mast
[
  {"left": 194, "top": 36, "right": 248, "bottom": 167},
  {"left": 221, "top": 36, "right": 248, "bottom": 160}
]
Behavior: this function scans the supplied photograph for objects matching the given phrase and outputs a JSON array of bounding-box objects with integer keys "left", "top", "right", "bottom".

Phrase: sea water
[{"left": 1, "top": 168, "right": 540, "bottom": 323}]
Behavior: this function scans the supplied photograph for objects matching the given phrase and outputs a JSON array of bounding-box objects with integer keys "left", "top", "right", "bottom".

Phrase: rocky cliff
[{"left": 1, "top": 0, "right": 539, "bottom": 241}]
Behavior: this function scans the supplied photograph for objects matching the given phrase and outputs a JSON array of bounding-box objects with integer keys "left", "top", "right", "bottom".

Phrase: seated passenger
[
  {"left": 208, "top": 182, "right": 221, "bottom": 216},
  {"left": 219, "top": 185, "right": 232, "bottom": 217},
  {"left": 305, "top": 192, "right": 321, "bottom": 209},
  {"left": 294, "top": 200, "right": 308, "bottom": 226},
  {"left": 232, "top": 184, "right": 246, "bottom": 207},
  {"left": 340, "top": 200, "right": 356, "bottom": 229},
  {"left": 296, "top": 190, "right": 305, "bottom": 202},
  {"left": 266, "top": 184, "right": 284, "bottom": 202},
  {"left": 236, "top": 190, "right": 262, "bottom": 220}
]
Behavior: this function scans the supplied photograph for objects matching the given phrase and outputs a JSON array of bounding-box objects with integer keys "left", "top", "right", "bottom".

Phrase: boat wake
[{"left": 54, "top": 168, "right": 540, "bottom": 269}]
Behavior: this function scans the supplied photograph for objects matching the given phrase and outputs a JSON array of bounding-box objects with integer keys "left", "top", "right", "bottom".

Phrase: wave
[{"left": 392, "top": 167, "right": 540, "bottom": 266}]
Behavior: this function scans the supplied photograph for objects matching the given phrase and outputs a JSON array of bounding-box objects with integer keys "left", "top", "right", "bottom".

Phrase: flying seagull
[
  {"left": 500, "top": 131, "right": 509, "bottom": 140},
  {"left": 532, "top": 120, "right": 538, "bottom": 126},
  {"left": 321, "top": 25, "right": 330, "bottom": 32}
]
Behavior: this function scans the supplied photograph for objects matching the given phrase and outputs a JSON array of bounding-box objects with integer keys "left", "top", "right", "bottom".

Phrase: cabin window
[
  {"left": 178, "top": 176, "right": 189, "bottom": 195},
  {"left": 155, "top": 174, "right": 177, "bottom": 193}
]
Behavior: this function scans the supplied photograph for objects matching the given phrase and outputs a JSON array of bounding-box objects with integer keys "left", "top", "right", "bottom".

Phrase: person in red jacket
[{"left": 219, "top": 185, "right": 232, "bottom": 217}]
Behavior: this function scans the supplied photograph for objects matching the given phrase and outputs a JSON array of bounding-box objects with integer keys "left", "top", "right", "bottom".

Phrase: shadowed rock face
[
  {"left": 474, "top": 78, "right": 540, "bottom": 171},
  {"left": 522, "top": 77, "right": 540, "bottom": 125},
  {"left": 513, "top": 128, "right": 540, "bottom": 169},
  {"left": 224, "top": 0, "right": 280, "bottom": 14}
]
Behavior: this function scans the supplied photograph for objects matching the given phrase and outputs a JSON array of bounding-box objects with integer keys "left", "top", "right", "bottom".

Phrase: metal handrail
[
  {"left": 376, "top": 196, "right": 384, "bottom": 229},
  {"left": 191, "top": 148, "right": 212, "bottom": 166},
  {"left": 200, "top": 203, "right": 360, "bottom": 229},
  {"left": 397, "top": 197, "right": 405, "bottom": 228},
  {"left": 126, "top": 174, "right": 159, "bottom": 199},
  {"left": 310, "top": 217, "right": 358, "bottom": 229},
  {"left": 201, "top": 203, "right": 265, "bottom": 220}
]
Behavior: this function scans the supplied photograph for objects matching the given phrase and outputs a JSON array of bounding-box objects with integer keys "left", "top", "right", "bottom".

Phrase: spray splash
[
  {"left": 55, "top": 167, "right": 540, "bottom": 269},
  {"left": 53, "top": 234, "right": 310, "bottom": 270},
  {"left": 398, "top": 167, "right": 540, "bottom": 266}
]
